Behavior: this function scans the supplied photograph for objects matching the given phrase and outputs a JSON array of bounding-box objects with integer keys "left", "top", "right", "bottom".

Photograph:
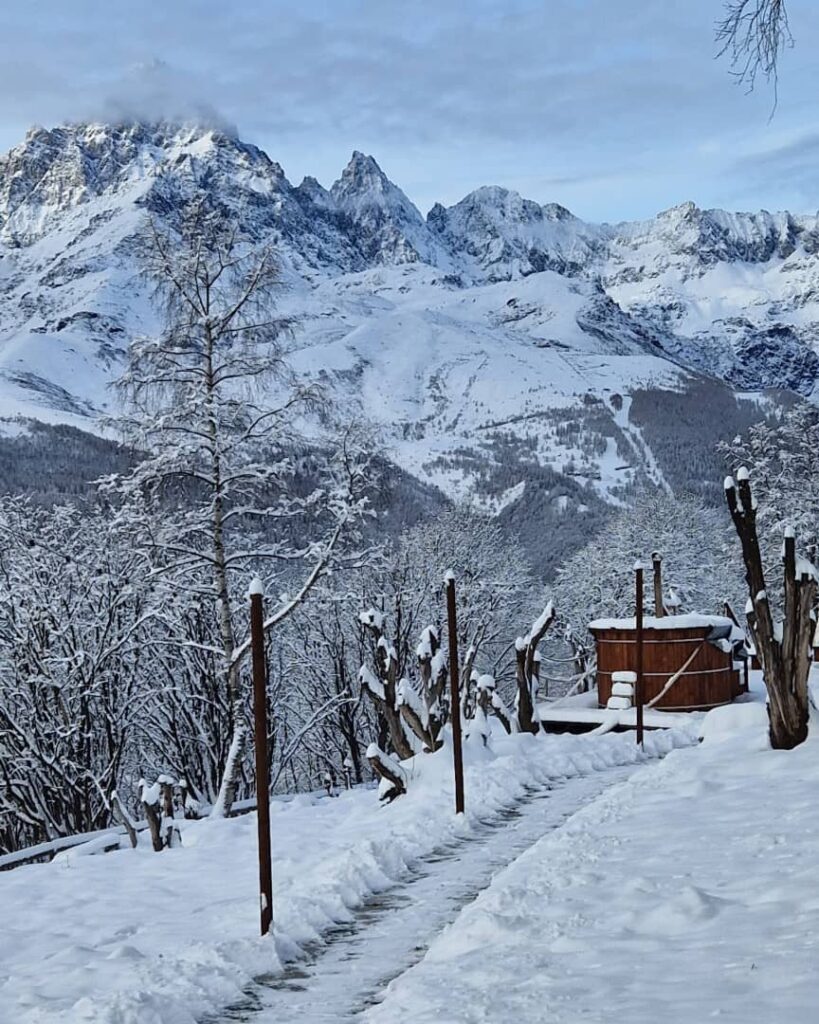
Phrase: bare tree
[
  {"left": 360, "top": 508, "right": 537, "bottom": 725},
  {"left": 281, "top": 588, "right": 376, "bottom": 787},
  {"left": 716, "top": 0, "right": 792, "bottom": 95},
  {"left": 108, "top": 186, "right": 367, "bottom": 815},
  {"left": 725, "top": 468, "right": 815, "bottom": 749}
]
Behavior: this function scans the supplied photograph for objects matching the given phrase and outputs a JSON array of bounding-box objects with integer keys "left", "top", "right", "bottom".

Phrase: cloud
[
  {"left": 0, "top": 0, "right": 818, "bottom": 219},
  {"left": 731, "top": 132, "right": 819, "bottom": 209},
  {"left": 93, "top": 59, "right": 237, "bottom": 135}
]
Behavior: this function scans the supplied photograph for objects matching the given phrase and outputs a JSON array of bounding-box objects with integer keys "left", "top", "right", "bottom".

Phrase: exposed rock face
[
  {"left": 329, "top": 151, "right": 442, "bottom": 266},
  {"left": 428, "top": 186, "right": 604, "bottom": 280}
]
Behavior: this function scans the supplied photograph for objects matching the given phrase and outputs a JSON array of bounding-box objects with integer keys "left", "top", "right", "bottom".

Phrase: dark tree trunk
[
  {"left": 726, "top": 473, "right": 815, "bottom": 750},
  {"left": 515, "top": 604, "right": 556, "bottom": 734}
]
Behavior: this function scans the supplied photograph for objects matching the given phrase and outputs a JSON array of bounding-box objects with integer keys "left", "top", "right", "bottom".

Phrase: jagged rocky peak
[
  {"left": 329, "top": 151, "right": 438, "bottom": 265},
  {"left": 428, "top": 185, "right": 599, "bottom": 281},
  {"left": 295, "top": 175, "right": 332, "bottom": 208},
  {"left": 618, "top": 199, "right": 813, "bottom": 266},
  {"left": 0, "top": 119, "right": 294, "bottom": 246},
  {"left": 331, "top": 150, "right": 394, "bottom": 202},
  {"left": 439, "top": 186, "right": 545, "bottom": 226},
  {"left": 542, "top": 202, "right": 575, "bottom": 222},
  {"left": 2, "top": 120, "right": 223, "bottom": 194},
  {"left": 430, "top": 187, "right": 581, "bottom": 233},
  {"left": 0, "top": 121, "right": 412, "bottom": 274}
]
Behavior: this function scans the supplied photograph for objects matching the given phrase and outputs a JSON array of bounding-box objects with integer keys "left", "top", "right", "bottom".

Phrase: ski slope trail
[{"left": 205, "top": 764, "right": 638, "bottom": 1024}]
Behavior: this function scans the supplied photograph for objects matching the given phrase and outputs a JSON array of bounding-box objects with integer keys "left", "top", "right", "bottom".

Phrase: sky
[{"left": 1, "top": 0, "right": 818, "bottom": 223}]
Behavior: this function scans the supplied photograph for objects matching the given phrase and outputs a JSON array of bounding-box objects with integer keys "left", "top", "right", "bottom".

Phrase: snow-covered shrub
[{"left": 0, "top": 498, "right": 154, "bottom": 852}]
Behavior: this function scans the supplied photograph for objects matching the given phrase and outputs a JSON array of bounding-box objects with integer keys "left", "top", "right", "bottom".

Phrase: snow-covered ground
[
  {"left": 8, "top": 673, "right": 816, "bottom": 1024},
  {"left": 0, "top": 727, "right": 690, "bottom": 1024},
  {"left": 214, "top": 765, "right": 643, "bottom": 1023},
  {"left": 368, "top": 690, "right": 818, "bottom": 1023}
]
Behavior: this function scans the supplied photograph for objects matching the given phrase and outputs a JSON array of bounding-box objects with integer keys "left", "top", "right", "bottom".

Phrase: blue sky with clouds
[{"left": 1, "top": 0, "right": 818, "bottom": 221}]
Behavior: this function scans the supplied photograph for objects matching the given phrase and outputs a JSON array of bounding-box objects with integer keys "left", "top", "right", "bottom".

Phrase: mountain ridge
[{"left": 0, "top": 118, "right": 815, "bottom": 518}]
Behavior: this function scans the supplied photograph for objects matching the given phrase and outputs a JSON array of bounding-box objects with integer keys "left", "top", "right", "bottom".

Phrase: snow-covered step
[{"left": 610, "top": 670, "right": 636, "bottom": 707}]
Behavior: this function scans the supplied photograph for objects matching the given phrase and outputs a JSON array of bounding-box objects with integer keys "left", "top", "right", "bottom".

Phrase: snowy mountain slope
[
  {"left": 0, "top": 119, "right": 813, "bottom": 510},
  {"left": 284, "top": 264, "right": 684, "bottom": 506}
]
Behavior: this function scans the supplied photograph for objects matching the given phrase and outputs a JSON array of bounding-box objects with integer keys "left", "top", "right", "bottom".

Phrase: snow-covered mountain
[{"left": 0, "top": 120, "right": 815, "bottom": 513}]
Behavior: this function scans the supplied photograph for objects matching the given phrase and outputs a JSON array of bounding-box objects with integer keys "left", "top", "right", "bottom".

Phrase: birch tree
[{"left": 107, "top": 189, "right": 367, "bottom": 815}]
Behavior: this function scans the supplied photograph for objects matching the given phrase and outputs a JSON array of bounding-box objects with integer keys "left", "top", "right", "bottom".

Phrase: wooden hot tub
[{"left": 588, "top": 614, "right": 744, "bottom": 712}]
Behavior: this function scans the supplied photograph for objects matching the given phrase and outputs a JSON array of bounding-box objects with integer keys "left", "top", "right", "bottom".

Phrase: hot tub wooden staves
[{"left": 588, "top": 614, "right": 744, "bottom": 712}]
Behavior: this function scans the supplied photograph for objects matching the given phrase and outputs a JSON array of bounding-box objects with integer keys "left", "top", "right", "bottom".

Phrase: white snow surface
[
  {"left": 588, "top": 613, "right": 734, "bottom": 631},
  {"left": 367, "top": 691, "right": 819, "bottom": 1023},
  {"left": 0, "top": 728, "right": 692, "bottom": 1024}
]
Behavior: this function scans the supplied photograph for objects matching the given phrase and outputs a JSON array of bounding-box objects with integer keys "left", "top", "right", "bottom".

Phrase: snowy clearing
[
  {"left": 367, "top": 698, "right": 818, "bottom": 1023},
  {"left": 0, "top": 728, "right": 691, "bottom": 1024}
]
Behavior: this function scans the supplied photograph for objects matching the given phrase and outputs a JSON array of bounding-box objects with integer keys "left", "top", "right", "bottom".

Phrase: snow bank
[
  {"left": 0, "top": 727, "right": 694, "bottom": 1024},
  {"left": 699, "top": 700, "right": 769, "bottom": 745},
  {"left": 367, "top": 705, "right": 819, "bottom": 1023}
]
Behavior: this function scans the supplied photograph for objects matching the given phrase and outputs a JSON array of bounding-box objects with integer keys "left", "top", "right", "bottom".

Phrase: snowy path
[
  {"left": 204, "top": 766, "right": 638, "bottom": 1024},
  {"left": 1, "top": 729, "right": 690, "bottom": 1024},
  {"left": 367, "top": 701, "right": 819, "bottom": 1024}
]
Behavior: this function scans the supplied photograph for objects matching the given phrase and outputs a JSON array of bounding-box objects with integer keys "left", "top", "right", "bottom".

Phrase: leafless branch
[{"left": 716, "top": 0, "right": 792, "bottom": 106}]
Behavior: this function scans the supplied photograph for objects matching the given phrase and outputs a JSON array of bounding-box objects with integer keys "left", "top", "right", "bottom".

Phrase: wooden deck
[{"left": 538, "top": 691, "right": 703, "bottom": 735}]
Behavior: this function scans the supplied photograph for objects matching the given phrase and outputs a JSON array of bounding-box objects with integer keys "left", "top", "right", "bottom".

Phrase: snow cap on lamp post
[
  {"left": 444, "top": 569, "right": 455, "bottom": 585},
  {"left": 633, "top": 559, "right": 643, "bottom": 572},
  {"left": 248, "top": 576, "right": 264, "bottom": 598}
]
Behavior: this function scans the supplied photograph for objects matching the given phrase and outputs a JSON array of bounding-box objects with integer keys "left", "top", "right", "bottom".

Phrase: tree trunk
[
  {"left": 111, "top": 790, "right": 138, "bottom": 849},
  {"left": 725, "top": 474, "right": 815, "bottom": 750},
  {"left": 139, "top": 781, "right": 164, "bottom": 853},
  {"left": 366, "top": 744, "right": 407, "bottom": 801},
  {"left": 515, "top": 603, "right": 556, "bottom": 734},
  {"left": 203, "top": 319, "right": 244, "bottom": 816}
]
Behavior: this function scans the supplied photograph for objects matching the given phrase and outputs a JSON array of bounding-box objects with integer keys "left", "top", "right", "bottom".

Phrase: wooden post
[
  {"left": 635, "top": 562, "right": 645, "bottom": 749},
  {"left": 249, "top": 577, "right": 273, "bottom": 937},
  {"left": 445, "top": 572, "right": 465, "bottom": 815},
  {"left": 652, "top": 552, "right": 664, "bottom": 618}
]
